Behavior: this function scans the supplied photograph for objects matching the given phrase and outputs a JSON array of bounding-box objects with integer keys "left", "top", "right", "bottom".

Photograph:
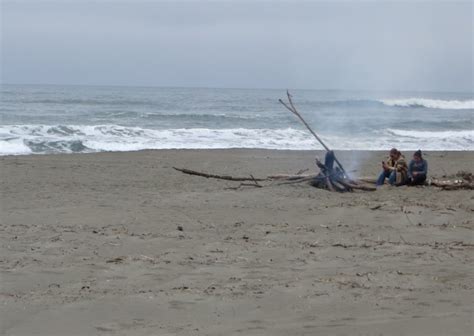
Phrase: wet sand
[{"left": 1, "top": 150, "right": 473, "bottom": 335}]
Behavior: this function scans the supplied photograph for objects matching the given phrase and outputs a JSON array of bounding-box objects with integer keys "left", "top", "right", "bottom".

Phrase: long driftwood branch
[
  {"left": 341, "top": 181, "right": 376, "bottom": 191},
  {"left": 225, "top": 183, "right": 263, "bottom": 190},
  {"left": 173, "top": 167, "right": 267, "bottom": 182},
  {"left": 268, "top": 174, "right": 318, "bottom": 180},
  {"left": 276, "top": 176, "right": 317, "bottom": 185},
  {"left": 175, "top": 168, "right": 323, "bottom": 183}
]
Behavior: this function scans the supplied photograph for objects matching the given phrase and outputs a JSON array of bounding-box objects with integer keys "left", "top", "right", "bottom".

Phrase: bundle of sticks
[
  {"left": 173, "top": 91, "right": 376, "bottom": 192},
  {"left": 172, "top": 166, "right": 376, "bottom": 191}
]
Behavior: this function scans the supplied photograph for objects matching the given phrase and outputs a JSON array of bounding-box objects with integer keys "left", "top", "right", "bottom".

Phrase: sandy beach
[{"left": 0, "top": 149, "right": 473, "bottom": 335}]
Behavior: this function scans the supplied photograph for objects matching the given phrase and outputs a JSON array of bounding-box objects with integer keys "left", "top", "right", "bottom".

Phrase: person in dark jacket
[{"left": 407, "top": 150, "right": 428, "bottom": 185}]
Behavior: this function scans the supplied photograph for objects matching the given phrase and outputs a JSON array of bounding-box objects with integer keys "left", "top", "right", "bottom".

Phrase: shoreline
[
  {"left": 1, "top": 149, "right": 473, "bottom": 335},
  {"left": 2, "top": 147, "right": 474, "bottom": 156},
  {"left": 2, "top": 149, "right": 472, "bottom": 178}
]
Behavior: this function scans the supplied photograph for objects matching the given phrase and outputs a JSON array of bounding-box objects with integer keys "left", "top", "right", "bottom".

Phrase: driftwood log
[
  {"left": 172, "top": 167, "right": 267, "bottom": 182},
  {"left": 428, "top": 178, "right": 474, "bottom": 190},
  {"left": 431, "top": 171, "right": 474, "bottom": 190}
]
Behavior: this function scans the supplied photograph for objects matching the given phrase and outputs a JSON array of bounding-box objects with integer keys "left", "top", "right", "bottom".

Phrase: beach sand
[{"left": 1, "top": 150, "right": 473, "bottom": 335}]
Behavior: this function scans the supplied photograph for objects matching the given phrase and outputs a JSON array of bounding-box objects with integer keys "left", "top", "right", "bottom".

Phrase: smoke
[{"left": 342, "top": 151, "right": 375, "bottom": 180}]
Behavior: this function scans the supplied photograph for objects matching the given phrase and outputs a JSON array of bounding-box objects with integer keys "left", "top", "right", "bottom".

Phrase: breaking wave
[
  {"left": 385, "top": 129, "right": 473, "bottom": 149},
  {"left": 0, "top": 124, "right": 472, "bottom": 155},
  {"left": 380, "top": 98, "right": 474, "bottom": 110}
]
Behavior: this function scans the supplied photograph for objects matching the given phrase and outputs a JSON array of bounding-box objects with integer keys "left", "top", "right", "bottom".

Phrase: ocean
[{"left": 0, "top": 84, "right": 472, "bottom": 155}]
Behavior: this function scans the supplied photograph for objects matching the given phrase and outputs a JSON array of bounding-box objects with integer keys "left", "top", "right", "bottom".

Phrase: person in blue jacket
[{"left": 407, "top": 150, "right": 428, "bottom": 185}]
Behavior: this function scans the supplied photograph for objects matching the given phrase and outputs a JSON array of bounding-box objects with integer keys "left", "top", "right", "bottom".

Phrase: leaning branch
[
  {"left": 284, "top": 90, "right": 330, "bottom": 152},
  {"left": 279, "top": 90, "right": 347, "bottom": 175}
]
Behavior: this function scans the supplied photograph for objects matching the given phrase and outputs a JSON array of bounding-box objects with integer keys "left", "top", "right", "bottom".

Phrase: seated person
[
  {"left": 376, "top": 148, "right": 408, "bottom": 186},
  {"left": 407, "top": 150, "right": 428, "bottom": 185}
]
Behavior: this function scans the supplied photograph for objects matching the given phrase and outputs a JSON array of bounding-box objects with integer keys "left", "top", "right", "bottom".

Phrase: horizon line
[{"left": 2, "top": 82, "right": 473, "bottom": 94}]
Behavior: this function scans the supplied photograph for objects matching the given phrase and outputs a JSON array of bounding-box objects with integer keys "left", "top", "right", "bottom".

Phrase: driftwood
[
  {"left": 360, "top": 175, "right": 473, "bottom": 190},
  {"left": 456, "top": 171, "right": 473, "bottom": 182},
  {"left": 173, "top": 167, "right": 267, "bottom": 182},
  {"left": 225, "top": 181, "right": 262, "bottom": 190},
  {"left": 267, "top": 174, "right": 313, "bottom": 180},
  {"left": 173, "top": 166, "right": 376, "bottom": 192},
  {"left": 173, "top": 166, "right": 312, "bottom": 184},
  {"left": 337, "top": 179, "right": 376, "bottom": 192},
  {"left": 429, "top": 171, "right": 474, "bottom": 190},
  {"left": 429, "top": 179, "right": 474, "bottom": 190},
  {"left": 279, "top": 91, "right": 362, "bottom": 192},
  {"left": 358, "top": 177, "right": 377, "bottom": 184},
  {"left": 277, "top": 176, "right": 318, "bottom": 185},
  {"left": 279, "top": 90, "right": 347, "bottom": 176}
]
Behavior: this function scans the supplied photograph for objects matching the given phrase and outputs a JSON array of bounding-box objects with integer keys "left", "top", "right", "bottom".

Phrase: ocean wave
[
  {"left": 391, "top": 119, "right": 473, "bottom": 131},
  {"left": 0, "top": 124, "right": 472, "bottom": 155},
  {"left": 386, "top": 128, "right": 474, "bottom": 140},
  {"left": 0, "top": 125, "right": 316, "bottom": 154},
  {"left": 19, "top": 98, "right": 156, "bottom": 107},
  {"left": 143, "top": 112, "right": 266, "bottom": 122},
  {"left": 383, "top": 128, "right": 473, "bottom": 151},
  {"left": 380, "top": 98, "right": 474, "bottom": 110}
]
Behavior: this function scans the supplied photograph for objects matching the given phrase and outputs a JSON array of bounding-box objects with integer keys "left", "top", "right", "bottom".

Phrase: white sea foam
[
  {"left": 386, "top": 128, "right": 474, "bottom": 139},
  {"left": 384, "top": 128, "right": 473, "bottom": 150},
  {"left": 0, "top": 138, "right": 33, "bottom": 155},
  {"left": 0, "top": 125, "right": 472, "bottom": 155},
  {"left": 380, "top": 98, "right": 474, "bottom": 110}
]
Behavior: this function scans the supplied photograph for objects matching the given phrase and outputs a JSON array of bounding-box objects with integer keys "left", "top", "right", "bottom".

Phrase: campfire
[{"left": 173, "top": 91, "right": 374, "bottom": 192}]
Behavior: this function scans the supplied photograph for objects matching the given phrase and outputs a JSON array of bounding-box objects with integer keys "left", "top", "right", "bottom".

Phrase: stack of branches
[
  {"left": 173, "top": 91, "right": 376, "bottom": 192},
  {"left": 172, "top": 167, "right": 375, "bottom": 191},
  {"left": 278, "top": 91, "right": 375, "bottom": 192}
]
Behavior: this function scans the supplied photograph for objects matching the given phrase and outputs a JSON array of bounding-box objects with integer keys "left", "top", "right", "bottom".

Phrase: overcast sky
[{"left": 1, "top": 0, "right": 472, "bottom": 91}]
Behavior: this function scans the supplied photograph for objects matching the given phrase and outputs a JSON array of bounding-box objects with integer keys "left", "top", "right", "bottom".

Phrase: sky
[{"left": 1, "top": 0, "right": 473, "bottom": 92}]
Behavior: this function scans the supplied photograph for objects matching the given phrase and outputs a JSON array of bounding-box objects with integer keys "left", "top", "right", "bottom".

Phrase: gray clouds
[{"left": 2, "top": 1, "right": 472, "bottom": 91}]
